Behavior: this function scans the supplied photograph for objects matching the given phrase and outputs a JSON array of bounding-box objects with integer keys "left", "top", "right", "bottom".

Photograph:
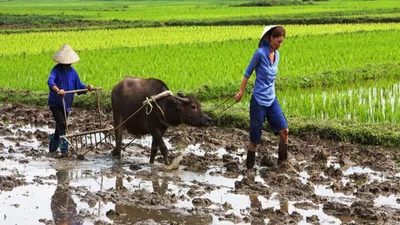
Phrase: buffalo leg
[
  {"left": 150, "top": 129, "right": 170, "bottom": 165},
  {"left": 158, "top": 139, "right": 170, "bottom": 165},
  {"left": 149, "top": 141, "right": 159, "bottom": 164},
  {"left": 112, "top": 117, "right": 123, "bottom": 158},
  {"left": 158, "top": 129, "right": 169, "bottom": 165}
]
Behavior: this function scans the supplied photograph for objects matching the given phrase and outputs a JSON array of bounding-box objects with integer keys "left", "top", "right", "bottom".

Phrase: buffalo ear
[
  {"left": 174, "top": 92, "right": 190, "bottom": 103},
  {"left": 177, "top": 92, "right": 186, "bottom": 98}
]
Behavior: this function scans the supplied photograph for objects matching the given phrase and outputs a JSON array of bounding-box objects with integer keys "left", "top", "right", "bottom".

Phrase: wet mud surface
[{"left": 0, "top": 103, "right": 399, "bottom": 225}]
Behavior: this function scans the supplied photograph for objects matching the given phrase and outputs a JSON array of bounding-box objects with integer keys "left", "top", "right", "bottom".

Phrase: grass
[{"left": 0, "top": 0, "right": 399, "bottom": 32}]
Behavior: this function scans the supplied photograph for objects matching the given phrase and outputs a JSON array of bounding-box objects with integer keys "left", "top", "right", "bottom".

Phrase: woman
[
  {"left": 47, "top": 44, "right": 93, "bottom": 157},
  {"left": 234, "top": 25, "right": 288, "bottom": 169}
]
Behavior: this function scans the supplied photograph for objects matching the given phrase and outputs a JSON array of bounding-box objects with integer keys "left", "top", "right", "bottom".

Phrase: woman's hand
[
  {"left": 235, "top": 77, "right": 248, "bottom": 103},
  {"left": 234, "top": 91, "right": 244, "bottom": 103}
]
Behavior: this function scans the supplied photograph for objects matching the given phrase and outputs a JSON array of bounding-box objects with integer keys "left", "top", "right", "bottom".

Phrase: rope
[
  {"left": 154, "top": 101, "right": 169, "bottom": 126},
  {"left": 114, "top": 95, "right": 166, "bottom": 131},
  {"left": 112, "top": 104, "right": 145, "bottom": 131},
  {"left": 208, "top": 96, "right": 237, "bottom": 120},
  {"left": 144, "top": 96, "right": 170, "bottom": 126},
  {"left": 144, "top": 97, "right": 154, "bottom": 115},
  {"left": 209, "top": 97, "right": 231, "bottom": 112},
  {"left": 215, "top": 102, "right": 237, "bottom": 121}
]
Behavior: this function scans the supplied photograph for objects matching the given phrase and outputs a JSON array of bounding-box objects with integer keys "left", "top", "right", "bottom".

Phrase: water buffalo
[{"left": 111, "top": 76, "right": 211, "bottom": 165}]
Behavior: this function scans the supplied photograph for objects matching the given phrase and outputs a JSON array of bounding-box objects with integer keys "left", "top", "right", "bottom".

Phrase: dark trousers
[{"left": 50, "top": 107, "right": 69, "bottom": 140}]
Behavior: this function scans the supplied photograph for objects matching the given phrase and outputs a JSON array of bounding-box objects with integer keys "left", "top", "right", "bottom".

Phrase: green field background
[
  {"left": 1, "top": 0, "right": 400, "bottom": 146},
  {"left": 1, "top": 0, "right": 399, "bottom": 22}
]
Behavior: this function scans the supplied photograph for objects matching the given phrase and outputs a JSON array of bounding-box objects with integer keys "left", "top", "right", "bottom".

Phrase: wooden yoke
[{"left": 149, "top": 90, "right": 173, "bottom": 103}]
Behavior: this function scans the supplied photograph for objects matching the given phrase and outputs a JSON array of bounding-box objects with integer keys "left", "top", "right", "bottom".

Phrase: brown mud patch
[{"left": 0, "top": 103, "right": 399, "bottom": 224}]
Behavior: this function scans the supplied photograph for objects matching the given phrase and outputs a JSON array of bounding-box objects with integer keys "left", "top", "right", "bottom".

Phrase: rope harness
[{"left": 144, "top": 96, "right": 170, "bottom": 127}]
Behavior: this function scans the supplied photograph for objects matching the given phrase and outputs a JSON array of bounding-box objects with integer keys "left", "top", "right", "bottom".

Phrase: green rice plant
[
  {"left": 280, "top": 79, "right": 400, "bottom": 124},
  {"left": 2, "top": 23, "right": 400, "bottom": 56},
  {"left": 1, "top": 23, "right": 399, "bottom": 125},
  {"left": 1, "top": 27, "right": 399, "bottom": 94}
]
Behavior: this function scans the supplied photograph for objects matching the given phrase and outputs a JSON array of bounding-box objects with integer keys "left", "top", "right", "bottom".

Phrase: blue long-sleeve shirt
[
  {"left": 244, "top": 46, "right": 280, "bottom": 107},
  {"left": 47, "top": 64, "right": 86, "bottom": 113}
]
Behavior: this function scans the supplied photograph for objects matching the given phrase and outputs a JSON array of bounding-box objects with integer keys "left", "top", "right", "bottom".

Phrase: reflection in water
[
  {"left": 51, "top": 169, "right": 83, "bottom": 225},
  {"left": 249, "top": 193, "right": 265, "bottom": 225},
  {"left": 280, "top": 200, "right": 289, "bottom": 213},
  {"left": 152, "top": 178, "right": 168, "bottom": 196},
  {"left": 249, "top": 193, "right": 262, "bottom": 209},
  {"left": 112, "top": 175, "right": 213, "bottom": 224},
  {"left": 249, "top": 194, "right": 289, "bottom": 225}
]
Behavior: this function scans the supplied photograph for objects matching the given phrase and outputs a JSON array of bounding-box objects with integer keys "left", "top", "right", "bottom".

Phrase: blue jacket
[
  {"left": 244, "top": 46, "right": 280, "bottom": 107},
  {"left": 47, "top": 64, "right": 86, "bottom": 113}
]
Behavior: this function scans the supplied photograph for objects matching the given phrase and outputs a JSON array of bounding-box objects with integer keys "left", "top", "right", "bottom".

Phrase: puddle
[
  {"left": 0, "top": 153, "right": 362, "bottom": 224},
  {"left": 0, "top": 120, "right": 399, "bottom": 224},
  {"left": 285, "top": 202, "right": 342, "bottom": 225},
  {"left": 314, "top": 185, "right": 355, "bottom": 204},
  {"left": 298, "top": 170, "right": 310, "bottom": 184},
  {"left": 374, "top": 194, "right": 400, "bottom": 209}
]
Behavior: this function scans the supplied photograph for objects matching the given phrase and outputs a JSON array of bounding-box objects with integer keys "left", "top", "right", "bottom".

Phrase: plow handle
[{"left": 64, "top": 87, "right": 102, "bottom": 94}]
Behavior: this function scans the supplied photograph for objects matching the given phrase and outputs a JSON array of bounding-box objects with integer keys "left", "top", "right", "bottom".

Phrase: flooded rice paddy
[{"left": 0, "top": 104, "right": 399, "bottom": 225}]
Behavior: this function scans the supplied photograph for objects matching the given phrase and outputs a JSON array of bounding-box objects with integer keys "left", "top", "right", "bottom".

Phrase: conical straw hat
[
  {"left": 52, "top": 44, "right": 80, "bottom": 64},
  {"left": 259, "top": 25, "right": 278, "bottom": 47}
]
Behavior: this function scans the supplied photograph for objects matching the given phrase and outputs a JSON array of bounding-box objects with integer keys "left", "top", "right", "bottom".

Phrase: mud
[{"left": 0, "top": 103, "right": 399, "bottom": 225}]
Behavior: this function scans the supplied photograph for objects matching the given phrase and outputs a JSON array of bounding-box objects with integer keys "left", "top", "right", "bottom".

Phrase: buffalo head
[{"left": 174, "top": 92, "right": 211, "bottom": 126}]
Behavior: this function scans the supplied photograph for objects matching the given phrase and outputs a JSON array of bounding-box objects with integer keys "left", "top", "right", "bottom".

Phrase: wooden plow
[
  {"left": 59, "top": 89, "right": 177, "bottom": 159},
  {"left": 59, "top": 88, "right": 115, "bottom": 159}
]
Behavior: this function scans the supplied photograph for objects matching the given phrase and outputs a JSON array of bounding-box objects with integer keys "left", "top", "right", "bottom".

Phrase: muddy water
[{"left": 0, "top": 104, "right": 400, "bottom": 225}]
